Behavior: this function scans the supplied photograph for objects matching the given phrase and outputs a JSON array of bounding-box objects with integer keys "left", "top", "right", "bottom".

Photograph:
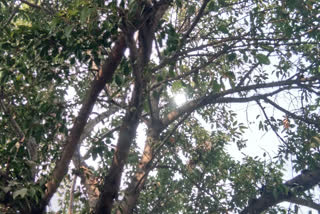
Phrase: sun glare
[{"left": 174, "top": 92, "right": 187, "bottom": 106}]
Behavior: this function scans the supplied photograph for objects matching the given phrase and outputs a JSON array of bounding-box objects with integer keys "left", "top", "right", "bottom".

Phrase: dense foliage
[{"left": 0, "top": 0, "right": 319, "bottom": 213}]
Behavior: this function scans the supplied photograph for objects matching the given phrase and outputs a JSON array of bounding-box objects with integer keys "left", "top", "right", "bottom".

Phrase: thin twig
[
  {"left": 264, "top": 98, "right": 319, "bottom": 127},
  {"left": 182, "top": 0, "right": 210, "bottom": 42},
  {"left": 256, "top": 101, "right": 287, "bottom": 145}
]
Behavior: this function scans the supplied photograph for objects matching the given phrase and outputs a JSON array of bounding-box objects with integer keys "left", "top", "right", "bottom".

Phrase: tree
[{"left": 0, "top": 0, "right": 319, "bottom": 213}]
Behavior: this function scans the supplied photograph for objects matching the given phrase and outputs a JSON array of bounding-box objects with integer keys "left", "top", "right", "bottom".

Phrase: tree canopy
[{"left": 0, "top": 0, "right": 320, "bottom": 213}]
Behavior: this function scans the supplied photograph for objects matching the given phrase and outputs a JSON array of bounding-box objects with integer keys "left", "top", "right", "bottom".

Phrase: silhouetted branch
[
  {"left": 241, "top": 168, "right": 320, "bottom": 214},
  {"left": 256, "top": 101, "right": 287, "bottom": 145},
  {"left": 162, "top": 75, "right": 320, "bottom": 126},
  {"left": 286, "top": 196, "right": 320, "bottom": 211},
  {"left": 264, "top": 98, "right": 320, "bottom": 127},
  {"left": 182, "top": 0, "right": 210, "bottom": 42}
]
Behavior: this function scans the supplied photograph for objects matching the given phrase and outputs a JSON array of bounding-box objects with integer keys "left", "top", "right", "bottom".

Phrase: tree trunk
[
  {"left": 94, "top": 2, "right": 170, "bottom": 213},
  {"left": 94, "top": 86, "right": 145, "bottom": 214},
  {"left": 118, "top": 126, "right": 161, "bottom": 214},
  {"left": 32, "top": 35, "right": 126, "bottom": 214}
]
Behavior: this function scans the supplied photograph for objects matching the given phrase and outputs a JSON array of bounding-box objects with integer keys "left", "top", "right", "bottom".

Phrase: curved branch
[
  {"left": 117, "top": 110, "right": 191, "bottom": 213},
  {"left": 240, "top": 168, "right": 320, "bottom": 214},
  {"left": 256, "top": 101, "right": 287, "bottom": 145},
  {"left": 264, "top": 98, "right": 320, "bottom": 127},
  {"left": 286, "top": 196, "right": 320, "bottom": 211},
  {"left": 162, "top": 75, "right": 320, "bottom": 126},
  {"left": 79, "top": 108, "right": 119, "bottom": 143}
]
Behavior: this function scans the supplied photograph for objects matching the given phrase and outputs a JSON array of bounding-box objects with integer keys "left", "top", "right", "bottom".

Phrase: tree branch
[
  {"left": 150, "top": 41, "right": 238, "bottom": 90},
  {"left": 79, "top": 108, "right": 119, "bottom": 143},
  {"left": 33, "top": 34, "right": 127, "bottom": 213},
  {"left": 117, "top": 109, "right": 191, "bottom": 213},
  {"left": 71, "top": 109, "right": 120, "bottom": 211},
  {"left": 256, "top": 101, "right": 287, "bottom": 145},
  {"left": 240, "top": 168, "right": 320, "bottom": 214},
  {"left": 162, "top": 75, "right": 320, "bottom": 126},
  {"left": 73, "top": 145, "right": 100, "bottom": 211},
  {"left": 264, "top": 97, "right": 320, "bottom": 127},
  {"left": 286, "top": 196, "right": 320, "bottom": 211},
  {"left": 181, "top": 0, "right": 210, "bottom": 42},
  {"left": 94, "top": 2, "right": 171, "bottom": 213}
]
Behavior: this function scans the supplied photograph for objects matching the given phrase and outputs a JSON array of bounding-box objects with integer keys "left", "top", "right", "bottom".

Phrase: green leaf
[
  {"left": 1, "top": 186, "right": 11, "bottom": 193},
  {"left": 218, "top": 24, "right": 228, "bottom": 34},
  {"left": 175, "top": 0, "right": 182, "bottom": 8},
  {"left": 243, "top": 53, "right": 248, "bottom": 62},
  {"left": 92, "top": 148, "right": 98, "bottom": 161},
  {"left": 218, "top": 0, "right": 227, "bottom": 6},
  {"left": 128, "top": 0, "right": 139, "bottom": 19},
  {"left": 80, "top": 7, "right": 91, "bottom": 24},
  {"left": 224, "top": 71, "right": 235, "bottom": 80},
  {"left": 16, "top": 74, "right": 23, "bottom": 81},
  {"left": 1, "top": 42, "right": 12, "bottom": 50},
  {"left": 261, "top": 45, "right": 274, "bottom": 52},
  {"left": 121, "top": 59, "right": 130, "bottom": 76},
  {"left": 187, "top": 5, "right": 196, "bottom": 15},
  {"left": 212, "top": 80, "right": 221, "bottom": 92},
  {"left": 64, "top": 25, "right": 73, "bottom": 38},
  {"left": 13, "top": 188, "right": 28, "bottom": 199},
  {"left": 258, "top": 121, "right": 263, "bottom": 130},
  {"left": 208, "top": 1, "right": 218, "bottom": 12},
  {"left": 169, "top": 67, "right": 175, "bottom": 77},
  {"left": 157, "top": 74, "right": 164, "bottom": 82},
  {"left": 227, "top": 53, "right": 237, "bottom": 62},
  {"left": 67, "top": 8, "right": 78, "bottom": 16},
  {"left": 76, "top": 48, "right": 82, "bottom": 61},
  {"left": 115, "top": 74, "right": 123, "bottom": 86},
  {"left": 256, "top": 54, "right": 270, "bottom": 65},
  {"left": 172, "top": 81, "right": 183, "bottom": 92},
  {"left": 272, "top": 188, "right": 278, "bottom": 200}
]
